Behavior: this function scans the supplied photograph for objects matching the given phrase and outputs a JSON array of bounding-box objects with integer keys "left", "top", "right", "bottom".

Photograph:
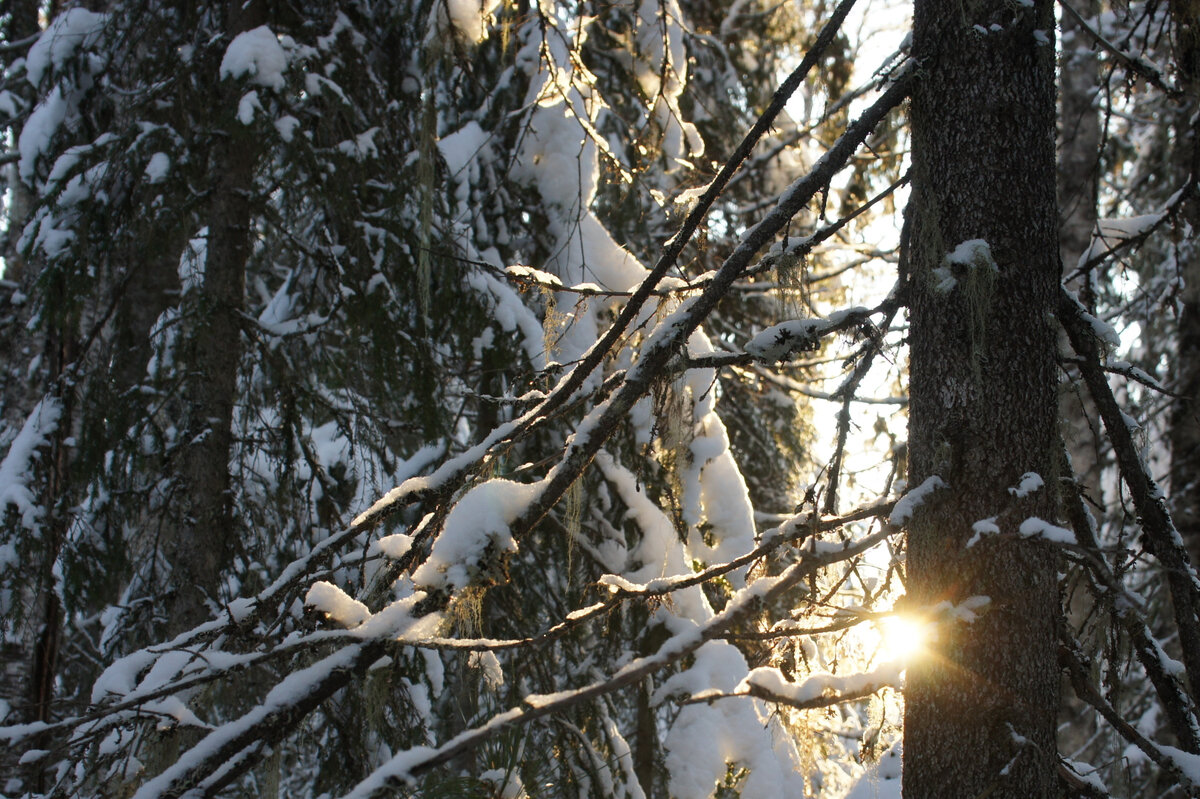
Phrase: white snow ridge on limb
[
  {"left": 305, "top": 581, "right": 371, "bottom": 628},
  {"left": 411, "top": 478, "right": 541, "bottom": 591},
  {"left": 889, "top": 476, "right": 947, "bottom": 526},
  {"left": 746, "top": 306, "right": 869, "bottom": 362},
  {"left": 25, "top": 8, "right": 107, "bottom": 88}
]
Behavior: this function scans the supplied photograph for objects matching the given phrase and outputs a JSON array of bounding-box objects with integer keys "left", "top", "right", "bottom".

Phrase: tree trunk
[
  {"left": 1056, "top": 0, "right": 1105, "bottom": 763},
  {"left": 903, "top": 2, "right": 1062, "bottom": 797},
  {"left": 1169, "top": 0, "right": 1200, "bottom": 573},
  {"left": 1058, "top": 0, "right": 1104, "bottom": 500},
  {"left": 162, "top": 0, "right": 266, "bottom": 634}
]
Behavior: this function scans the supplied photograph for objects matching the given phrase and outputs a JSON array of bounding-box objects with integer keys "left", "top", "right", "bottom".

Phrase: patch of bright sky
[{"left": 784, "top": 0, "right": 911, "bottom": 515}]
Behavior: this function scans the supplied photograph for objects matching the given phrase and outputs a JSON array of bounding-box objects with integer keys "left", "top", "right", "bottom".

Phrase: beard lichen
[{"left": 931, "top": 239, "right": 998, "bottom": 385}]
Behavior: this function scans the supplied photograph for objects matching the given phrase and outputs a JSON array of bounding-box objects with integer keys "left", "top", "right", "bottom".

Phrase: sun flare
[{"left": 879, "top": 614, "right": 929, "bottom": 663}]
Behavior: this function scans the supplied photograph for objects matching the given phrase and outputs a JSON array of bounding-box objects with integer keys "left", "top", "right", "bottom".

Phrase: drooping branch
[
  {"left": 501, "top": 72, "right": 915, "bottom": 559},
  {"left": 1058, "top": 445, "right": 1200, "bottom": 751},
  {"left": 1060, "top": 286, "right": 1200, "bottom": 710},
  {"left": 1061, "top": 634, "right": 1200, "bottom": 789},
  {"left": 1056, "top": 0, "right": 1181, "bottom": 99},
  {"left": 518, "top": 0, "right": 866, "bottom": 426}
]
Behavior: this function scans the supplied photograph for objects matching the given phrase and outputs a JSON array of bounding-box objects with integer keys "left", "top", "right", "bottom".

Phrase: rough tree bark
[
  {"left": 903, "top": 2, "right": 1062, "bottom": 797},
  {"left": 1169, "top": 0, "right": 1200, "bottom": 572}
]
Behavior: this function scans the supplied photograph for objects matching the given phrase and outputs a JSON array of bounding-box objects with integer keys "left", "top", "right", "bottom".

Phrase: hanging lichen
[
  {"left": 774, "top": 246, "right": 811, "bottom": 318},
  {"left": 564, "top": 476, "right": 582, "bottom": 583},
  {"left": 932, "top": 239, "right": 998, "bottom": 384}
]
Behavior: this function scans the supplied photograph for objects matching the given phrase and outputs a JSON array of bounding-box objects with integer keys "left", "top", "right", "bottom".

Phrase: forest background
[{"left": 1, "top": 0, "right": 1199, "bottom": 797}]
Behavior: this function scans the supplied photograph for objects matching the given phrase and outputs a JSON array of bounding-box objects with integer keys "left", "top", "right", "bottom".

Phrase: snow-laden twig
[
  {"left": 505, "top": 0, "right": 869, "bottom": 431},
  {"left": 1062, "top": 634, "right": 1200, "bottom": 789},
  {"left": 489, "top": 74, "right": 914, "bottom": 576},
  {"left": 1063, "top": 179, "right": 1195, "bottom": 283},
  {"left": 336, "top": 526, "right": 901, "bottom": 798},
  {"left": 726, "top": 661, "right": 903, "bottom": 711}
]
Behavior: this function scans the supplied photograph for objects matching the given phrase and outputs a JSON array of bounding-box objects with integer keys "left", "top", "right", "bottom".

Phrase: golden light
[{"left": 878, "top": 614, "right": 929, "bottom": 663}]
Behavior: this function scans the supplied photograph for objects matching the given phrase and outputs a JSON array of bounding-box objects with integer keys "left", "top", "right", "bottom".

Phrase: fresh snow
[
  {"left": 844, "top": 742, "right": 902, "bottom": 799},
  {"left": 19, "top": 87, "right": 69, "bottom": 183},
  {"left": 444, "top": 0, "right": 501, "bottom": 42},
  {"left": 130, "top": 645, "right": 369, "bottom": 799},
  {"left": 25, "top": 8, "right": 106, "bottom": 88},
  {"left": 658, "top": 642, "right": 808, "bottom": 799},
  {"left": 1078, "top": 213, "right": 1166, "bottom": 268},
  {"left": 746, "top": 307, "right": 868, "bottom": 362},
  {"left": 594, "top": 450, "right": 713, "bottom": 624},
  {"left": 1008, "top": 472, "right": 1044, "bottom": 498},
  {"left": 274, "top": 114, "right": 300, "bottom": 142},
  {"left": 746, "top": 318, "right": 832, "bottom": 362},
  {"left": 375, "top": 533, "right": 414, "bottom": 559},
  {"left": 965, "top": 517, "right": 1000, "bottom": 548},
  {"left": 738, "top": 662, "right": 903, "bottom": 705},
  {"left": 410, "top": 478, "right": 541, "bottom": 591},
  {"left": 933, "top": 239, "right": 995, "bottom": 293},
  {"left": 945, "top": 238, "right": 994, "bottom": 267},
  {"left": 220, "top": 26, "right": 288, "bottom": 91},
  {"left": 144, "top": 152, "right": 170, "bottom": 183},
  {"left": 305, "top": 581, "right": 371, "bottom": 628},
  {"left": 889, "top": 476, "right": 946, "bottom": 525},
  {"left": 1018, "top": 517, "right": 1076, "bottom": 545},
  {"left": 0, "top": 398, "right": 63, "bottom": 530},
  {"left": 236, "top": 90, "right": 262, "bottom": 125}
]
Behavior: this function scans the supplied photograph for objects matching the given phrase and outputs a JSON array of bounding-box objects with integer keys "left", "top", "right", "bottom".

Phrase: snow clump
[{"left": 220, "top": 26, "right": 288, "bottom": 91}]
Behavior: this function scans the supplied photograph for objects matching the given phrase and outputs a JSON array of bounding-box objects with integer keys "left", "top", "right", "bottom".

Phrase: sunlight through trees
[{"left": 0, "top": 1, "right": 1198, "bottom": 797}]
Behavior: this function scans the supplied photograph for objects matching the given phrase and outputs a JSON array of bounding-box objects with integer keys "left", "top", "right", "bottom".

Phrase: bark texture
[
  {"left": 903, "top": 2, "right": 1062, "bottom": 797},
  {"left": 1170, "top": 0, "right": 1200, "bottom": 573}
]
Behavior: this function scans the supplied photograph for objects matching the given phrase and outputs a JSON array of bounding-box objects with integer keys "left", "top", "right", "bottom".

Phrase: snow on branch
[
  {"left": 745, "top": 306, "right": 877, "bottom": 362},
  {"left": 331, "top": 527, "right": 899, "bottom": 797},
  {"left": 733, "top": 661, "right": 903, "bottom": 711},
  {"left": 1058, "top": 449, "right": 1200, "bottom": 752},
  {"left": 0, "top": 397, "right": 62, "bottom": 531},
  {"left": 1060, "top": 286, "right": 1200, "bottom": 705}
]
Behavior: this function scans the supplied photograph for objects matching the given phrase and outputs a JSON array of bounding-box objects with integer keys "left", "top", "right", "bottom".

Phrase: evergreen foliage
[{"left": 3, "top": 1, "right": 1200, "bottom": 798}]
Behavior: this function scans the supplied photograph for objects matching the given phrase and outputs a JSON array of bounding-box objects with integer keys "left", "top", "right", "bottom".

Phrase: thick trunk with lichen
[{"left": 903, "top": 2, "right": 1062, "bottom": 798}]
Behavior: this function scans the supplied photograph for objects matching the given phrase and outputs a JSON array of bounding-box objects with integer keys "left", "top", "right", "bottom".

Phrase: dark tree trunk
[
  {"left": 162, "top": 0, "right": 267, "bottom": 633},
  {"left": 1169, "top": 0, "right": 1200, "bottom": 573},
  {"left": 903, "top": 2, "right": 1062, "bottom": 797}
]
